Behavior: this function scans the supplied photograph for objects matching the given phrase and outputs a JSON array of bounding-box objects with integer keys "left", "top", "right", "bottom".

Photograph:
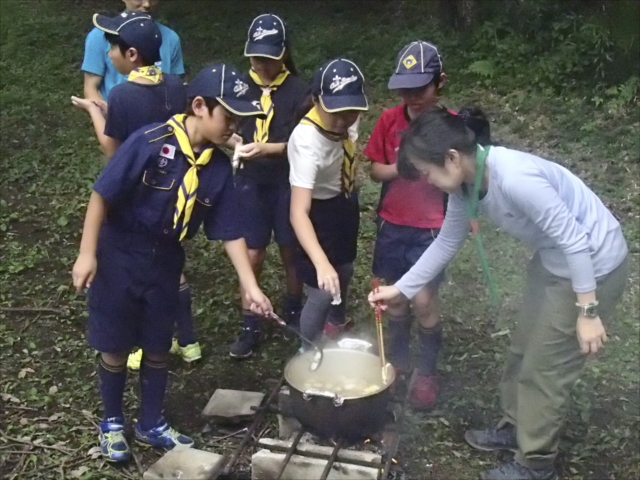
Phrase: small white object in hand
[
  {"left": 331, "top": 292, "right": 342, "bottom": 305},
  {"left": 232, "top": 137, "right": 244, "bottom": 170}
]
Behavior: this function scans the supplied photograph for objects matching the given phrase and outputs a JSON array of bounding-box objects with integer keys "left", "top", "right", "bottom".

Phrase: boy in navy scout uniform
[
  {"left": 72, "top": 64, "right": 273, "bottom": 462},
  {"left": 72, "top": 12, "right": 202, "bottom": 370}
]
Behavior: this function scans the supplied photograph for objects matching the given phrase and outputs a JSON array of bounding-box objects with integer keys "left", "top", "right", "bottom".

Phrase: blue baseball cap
[
  {"left": 388, "top": 41, "right": 443, "bottom": 90},
  {"left": 244, "top": 14, "right": 287, "bottom": 60},
  {"left": 187, "top": 64, "right": 265, "bottom": 117},
  {"left": 93, "top": 12, "right": 162, "bottom": 64},
  {"left": 312, "top": 59, "right": 368, "bottom": 113}
]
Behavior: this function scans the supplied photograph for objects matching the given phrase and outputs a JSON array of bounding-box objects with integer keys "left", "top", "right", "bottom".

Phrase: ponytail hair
[
  {"left": 458, "top": 106, "right": 492, "bottom": 146},
  {"left": 283, "top": 38, "right": 298, "bottom": 76},
  {"left": 397, "top": 106, "right": 476, "bottom": 180}
]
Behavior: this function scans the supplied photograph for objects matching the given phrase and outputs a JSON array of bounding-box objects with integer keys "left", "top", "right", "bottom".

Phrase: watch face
[{"left": 586, "top": 305, "right": 597, "bottom": 317}]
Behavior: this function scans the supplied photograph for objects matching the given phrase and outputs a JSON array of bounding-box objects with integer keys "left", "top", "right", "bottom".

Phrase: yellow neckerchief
[
  {"left": 128, "top": 65, "right": 163, "bottom": 84},
  {"left": 249, "top": 68, "right": 290, "bottom": 143},
  {"left": 300, "top": 106, "right": 357, "bottom": 197},
  {"left": 165, "top": 114, "right": 215, "bottom": 241}
]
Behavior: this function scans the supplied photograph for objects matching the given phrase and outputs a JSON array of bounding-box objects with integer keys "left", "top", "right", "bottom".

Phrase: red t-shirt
[{"left": 363, "top": 104, "right": 445, "bottom": 228}]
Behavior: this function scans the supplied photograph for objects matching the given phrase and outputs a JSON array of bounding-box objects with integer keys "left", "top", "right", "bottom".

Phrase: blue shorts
[
  {"left": 234, "top": 175, "right": 295, "bottom": 250},
  {"left": 372, "top": 218, "right": 445, "bottom": 286},
  {"left": 87, "top": 227, "right": 185, "bottom": 354}
]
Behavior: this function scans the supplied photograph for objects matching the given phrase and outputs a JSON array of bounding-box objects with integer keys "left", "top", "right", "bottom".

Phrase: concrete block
[
  {"left": 258, "top": 438, "right": 382, "bottom": 465},
  {"left": 201, "top": 389, "right": 265, "bottom": 419},
  {"left": 252, "top": 449, "right": 379, "bottom": 480},
  {"left": 143, "top": 447, "right": 224, "bottom": 479}
]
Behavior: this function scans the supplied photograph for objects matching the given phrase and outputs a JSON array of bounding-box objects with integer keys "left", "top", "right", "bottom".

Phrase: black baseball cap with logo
[
  {"left": 93, "top": 12, "right": 162, "bottom": 64},
  {"left": 244, "top": 13, "right": 287, "bottom": 60},
  {"left": 187, "top": 64, "right": 265, "bottom": 117},
  {"left": 388, "top": 41, "right": 443, "bottom": 90},
  {"left": 312, "top": 58, "right": 368, "bottom": 113}
]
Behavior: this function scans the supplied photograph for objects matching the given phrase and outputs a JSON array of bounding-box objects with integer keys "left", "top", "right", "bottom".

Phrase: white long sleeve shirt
[{"left": 396, "top": 146, "right": 628, "bottom": 299}]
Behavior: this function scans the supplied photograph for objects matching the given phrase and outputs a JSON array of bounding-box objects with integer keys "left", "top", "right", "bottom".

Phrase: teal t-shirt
[{"left": 81, "top": 22, "right": 185, "bottom": 100}]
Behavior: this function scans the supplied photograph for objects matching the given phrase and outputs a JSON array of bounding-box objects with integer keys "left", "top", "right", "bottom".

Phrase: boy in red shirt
[{"left": 364, "top": 41, "right": 448, "bottom": 410}]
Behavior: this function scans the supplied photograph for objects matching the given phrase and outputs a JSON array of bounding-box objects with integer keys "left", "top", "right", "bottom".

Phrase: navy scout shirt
[
  {"left": 104, "top": 75, "right": 187, "bottom": 143},
  {"left": 237, "top": 74, "right": 310, "bottom": 185},
  {"left": 93, "top": 122, "right": 241, "bottom": 243}
]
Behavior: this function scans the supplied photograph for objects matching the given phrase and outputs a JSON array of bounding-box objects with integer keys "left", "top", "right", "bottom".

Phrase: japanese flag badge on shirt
[{"left": 160, "top": 144, "right": 176, "bottom": 159}]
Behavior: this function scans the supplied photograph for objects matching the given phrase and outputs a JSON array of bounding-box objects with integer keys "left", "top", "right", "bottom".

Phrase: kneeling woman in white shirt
[
  {"left": 288, "top": 58, "right": 368, "bottom": 344},
  {"left": 368, "top": 107, "right": 628, "bottom": 480}
]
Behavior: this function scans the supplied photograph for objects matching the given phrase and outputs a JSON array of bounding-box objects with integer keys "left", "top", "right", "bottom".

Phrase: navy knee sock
[
  {"left": 387, "top": 313, "right": 413, "bottom": 371},
  {"left": 242, "top": 310, "right": 261, "bottom": 331},
  {"left": 417, "top": 324, "right": 443, "bottom": 376},
  {"left": 176, "top": 283, "right": 196, "bottom": 347},
  {"left": 138, "top": 356, "right": 169, "bottom": 431},
  {"left": 98, "top": 358, "right": 127, "bottom": 420}
]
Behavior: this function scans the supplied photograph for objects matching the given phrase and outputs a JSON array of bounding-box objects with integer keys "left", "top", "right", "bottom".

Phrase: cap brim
[
  {"left": 244, "top": 43, "right": 285, "bottom": 60},
  {"left": 217, "top": 98, "right": 266, "bottom": 118},
  {"left": 319, "top": 95, "right": 369, "bottom": 113},
  {"left": 92, "top": 13, "right": 121, "bottom": 35},
  {"left": 388, "top": 73, "right": 435, "bottom": 90}
]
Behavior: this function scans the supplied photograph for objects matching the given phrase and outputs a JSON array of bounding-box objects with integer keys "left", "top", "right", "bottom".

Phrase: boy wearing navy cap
[
  {"left": 72, "top": 12, "right": 201, "bottom": 370},
  {"left": 81, "top": 0, "right": 184, "bottom": 102},
  {"left": 364, "top": 41, "right": 449, "bottom": 410},
  {"left": 228, "top": 14, "right": 309, "bottom": 358},
  {"left": 288, "top": 58, "right": 368, "bottom": 345},
  {"left": 72, "top": 64, "right": 272, "bottom": 462}
]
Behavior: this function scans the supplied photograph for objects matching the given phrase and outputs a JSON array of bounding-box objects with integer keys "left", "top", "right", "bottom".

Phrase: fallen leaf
[
  {"left": 1, "top": 393, "right": 21, "bottom": 403},
  {"left": 452, "top": 450, "right": 463, "bottom": 458},
  {"left": 48, "top": 414, "right": 60, "bottom": 422},
  {"left": 439, "top": 417, "right": 450, "bottom": 427},
  {"left": 20, "top": 418, "right": 28, "bottom": 426},
  {"left": 70, "top": 466, "right": 89, "bottom": 478},
  {"left": 48, "top": 385, "right": 58, "bottom": 395},
  {"left": 490, "top": 329, "right": 511, "bottom": 338}
]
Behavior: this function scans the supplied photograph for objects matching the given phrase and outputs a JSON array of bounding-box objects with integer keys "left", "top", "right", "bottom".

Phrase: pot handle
[
  {"left": 302, "top": 388, "right": 344, "bottom": 407},
  {"left": 337, "top": 338, "right": 373, "bottom": 352}
]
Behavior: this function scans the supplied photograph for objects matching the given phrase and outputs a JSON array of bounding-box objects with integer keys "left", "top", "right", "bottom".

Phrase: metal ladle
[{"left": 266, "top": 312, "right": 324, "bottom": 371}]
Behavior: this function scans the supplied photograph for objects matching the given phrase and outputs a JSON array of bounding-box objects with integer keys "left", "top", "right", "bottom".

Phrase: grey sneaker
[
  {"left": 480, "top": 460, "right": 557, "bottom": 480},
  {"left": 464, "top": 424, "right": 517, "bottom": 452}
]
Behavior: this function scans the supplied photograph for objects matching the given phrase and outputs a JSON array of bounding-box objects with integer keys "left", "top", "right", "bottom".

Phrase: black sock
[
  {"left": 98, "top": 358, "right": 127, "bottom": 420},
  {"left": 387, "top": 313, "right": 413, "bottom": 370},
  {"left": 176, "top": 283, "right": 196, "bottom": 347},
  {"left": 242, "top": 310, "right": 261, "bottom": 331},
  {"left": 138, "top": 356, "right": 169, "bottom": 431},
  {"left": 417, "top": 324, "right": 443, "bottom": 376}
]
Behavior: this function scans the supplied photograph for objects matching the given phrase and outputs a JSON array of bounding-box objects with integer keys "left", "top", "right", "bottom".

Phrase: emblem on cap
[
  {"left": 329, "top": 75, "right": 358, "bottom": 93},
  {"left": 253, "top": 26, "right": 278, "bottom": 40},
  {"left": 234, "top": 79, "right": 249, "bottom": 97},
  {"left": 403, "top": 55, "right": 418, "bottom": 69}
]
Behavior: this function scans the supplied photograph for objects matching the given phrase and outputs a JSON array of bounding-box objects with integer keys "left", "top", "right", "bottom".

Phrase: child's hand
[
  {"left": 236, "top": 142, "right": 264, "bottom": 160},
  {"left": 71, "top": 96, "right": 104, "bottom": 116},
  {"left": 245, "top": 286, "right": 273, "bottom": 316},
  {"left": 316, "top": 262, "right": 340, "bottom": 296},
  {"left": 72, "top": 253, "right": 97, "bottom": 292}
]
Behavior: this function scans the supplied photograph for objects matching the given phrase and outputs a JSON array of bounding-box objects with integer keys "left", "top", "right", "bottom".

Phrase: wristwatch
[{"left": 576, "top": 301, "right": 599, "bottom": 318}]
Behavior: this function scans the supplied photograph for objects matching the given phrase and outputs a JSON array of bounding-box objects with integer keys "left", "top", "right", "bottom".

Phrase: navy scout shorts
[
  {"left": 87, "top": 227, "right": 185, "bottom": 354},
  {"left": 372, "top": 218, "right": 445, "bottom": 286},
  {"left": 234, "top": 176, "right": 295, "bottom": 250}
]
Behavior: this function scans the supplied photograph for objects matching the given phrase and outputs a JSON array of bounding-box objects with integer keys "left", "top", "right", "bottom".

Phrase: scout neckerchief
[
  {"left": 166, "top": 114, "right": 215, "bottom": 241},
  {"left": 300, "top": 106, "right": 356, "bottom": 197},
  {"left": 249, "top": 68, "right": 290, "bottom": 143},
  {"left": 462, "top": 145, "right": 500, "bottom": 305},
  {"left": 128, "top": 65, "right": 163, "bottom": 84}
]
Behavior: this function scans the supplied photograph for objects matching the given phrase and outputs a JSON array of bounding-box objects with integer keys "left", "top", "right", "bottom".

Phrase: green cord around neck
[{"left": 463, "top": 145, "right": 500, "bottom": 306}]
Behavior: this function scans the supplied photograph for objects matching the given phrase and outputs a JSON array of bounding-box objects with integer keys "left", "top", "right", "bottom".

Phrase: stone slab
[
  {"left": 257, "top": 438, "right": 382, "bottom": 465},
  {"left": 201, "top": 389, "right": 265, "bottom": 418},
  {"left": 143, "top": 447, "right": 224, "bottom": 479},
  {"left": 252, "top": 449, "right": 379, "bottom": 480}
]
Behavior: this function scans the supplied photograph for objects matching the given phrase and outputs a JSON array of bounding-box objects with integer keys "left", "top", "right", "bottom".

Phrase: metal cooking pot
[{"left": 284, "top": 340, "right": 395, "bottom": 441}]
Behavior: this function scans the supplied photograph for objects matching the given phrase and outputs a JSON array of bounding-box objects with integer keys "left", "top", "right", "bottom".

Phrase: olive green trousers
[{"left": 499, "top": 253, "right": 629, "bottom": 469}]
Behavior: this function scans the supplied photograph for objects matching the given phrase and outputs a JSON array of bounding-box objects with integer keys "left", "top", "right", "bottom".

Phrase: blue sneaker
[
  {"left": 98, "top": 417, "right": 131, "bottom": 462},
  {"left": 134, "top": 419, "right": 194, "bottom": 449}
]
